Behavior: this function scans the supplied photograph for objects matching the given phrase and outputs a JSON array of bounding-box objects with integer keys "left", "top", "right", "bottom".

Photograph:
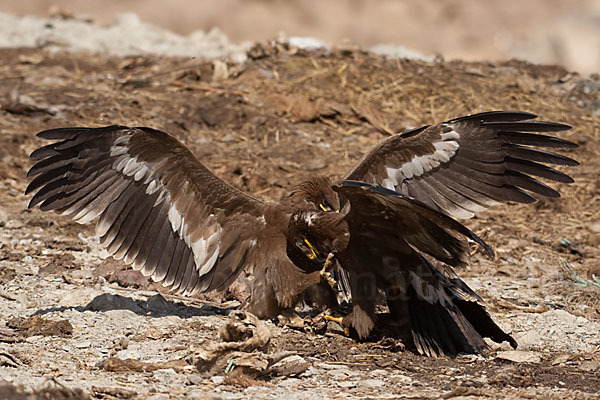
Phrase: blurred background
[{"left": 2, "top": 0, "right": 600, "bottom": 75}]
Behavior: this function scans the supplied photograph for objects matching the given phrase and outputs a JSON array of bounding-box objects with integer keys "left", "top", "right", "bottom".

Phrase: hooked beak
[{"left": 304, "top": 238, "right": 319, "bottom": 260}]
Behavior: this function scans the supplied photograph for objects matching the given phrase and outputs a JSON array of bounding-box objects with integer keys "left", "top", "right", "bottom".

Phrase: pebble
[
  {"left": 73, "top": 340, "right": 91, "bottom": 349},
  {"left": 210, "top": 376, "right": 225, "bottom": 385},
  {"left": 336, "top": 380, "right": 357, "bottom": 389},
  {"left": 515, "top": 330, "right": 544, "bottom": 348},
  {"left": 496, "top": 350, "right": 542, "bottom": 364},
  {"left": 368, "top": 369, "right": 388, "bottom": 378},
  {"left": 145, "top": 394, "right": 169, "bottom": 400},
  {"left": 390, "top": 374, "right": 413, "bottom": 385},
  {"left": 362, "top": 378, "right": 385, "bottom": 388}
]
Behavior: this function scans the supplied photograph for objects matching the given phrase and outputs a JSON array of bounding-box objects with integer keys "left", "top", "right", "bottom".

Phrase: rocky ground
[{"left": 0, "top": 39, "right": 599, "bottom": 399}]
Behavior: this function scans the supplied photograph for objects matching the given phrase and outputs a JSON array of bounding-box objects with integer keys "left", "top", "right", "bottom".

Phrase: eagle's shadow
[{"left": 33, "top": 293, "right": 236, "bottom": 319}]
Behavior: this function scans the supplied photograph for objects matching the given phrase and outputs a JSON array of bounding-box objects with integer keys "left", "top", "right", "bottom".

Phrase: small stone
[
  {"left": 210, "top": 376, "right": 224, "bottom": 385},
  {"left": 145, "top": 394, "right": 169, "bottom": 400},
  {"left": 362, "top": 378, "right": 385, "bottom": 388},
  {"left": 315, "top": 362, "right": 350, "bottom": 370},
  {"left": 187, "top": 375, "right": 203, "bottom": 385},
  {"left": 586, "top": 222, "right": 600, "bottom": 234},
  {"left": 300, "top": 366, "right": 319, "bottom": 377},
  {"left": 270, "top": 354, "right": 310, "bottom": 377},
  {"left": 390, "top": 374, "right": 413, "bottom": 385},
  {"left": 5, "top": 220, "right": 23, "bottom": 229},
  {"left": 515, "top": 330, "right": 544, "bottom": 348},
  {"left": 73, "top": 340, "right": 91, "bottom": 349},
  {"left": 496, "top": 350, "right": 542, "bottom": 363},
  {"left": 552, "top": 354, "right": 571, "bottom": 365},
  {"left": 369, "top": 369, "right": 388, "bottom": 378},
  {"left": 337, "top": 380, "right": 357, "bottom": 389}
]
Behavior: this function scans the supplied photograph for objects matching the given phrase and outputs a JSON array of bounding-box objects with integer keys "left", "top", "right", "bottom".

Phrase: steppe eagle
[{"left": 26, "top": 111, "right": 577, "bottom": 356}]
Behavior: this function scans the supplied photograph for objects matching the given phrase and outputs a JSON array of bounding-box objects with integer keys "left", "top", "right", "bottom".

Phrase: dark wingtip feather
[
  {"left": 30, "top": 145, "right": 60, "bottom": 160},
  {"left": 498, "top": 131, "right": 578, "bottom": 149},
  {"left": 26, "top": 165, "right": 40, "bottom": 178},
  {"left": 482, "top": 121, "right": 572, "bottom": 133},
  {"left": 504, "top": 144, "right": 579, "bottom": 167},
  {"left": 451, "top": 110, "right": 537, "bottom": 123},
  {"left": 506, "top": 171, "right": 561, "bottom": 198},
  {"left": 36, "top": 127, "right": 86, "bottom": 140},
  {"left": 25, "top": 180, "right": 39, "bottom": 196}
]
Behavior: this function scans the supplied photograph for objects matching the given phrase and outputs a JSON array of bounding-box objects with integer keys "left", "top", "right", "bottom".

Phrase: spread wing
[
  {"left": 26, "top": 126, "right": 271, "bottom": 295},
  {"left": 345, "top": 111, "right": 578, "bottom": 219}
]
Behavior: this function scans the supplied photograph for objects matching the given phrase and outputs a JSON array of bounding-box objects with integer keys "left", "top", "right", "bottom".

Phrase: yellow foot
[
  {"left": 319, "top": 253, "right": 337, "bottom": 289},
  {"left": 324, "top": 314, "right": 350, "bottom": 336}
]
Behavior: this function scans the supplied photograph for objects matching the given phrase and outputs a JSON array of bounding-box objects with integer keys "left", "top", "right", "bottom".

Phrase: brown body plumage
[{"left": 26, "top": 111, "right": 578, "bottom": 356}]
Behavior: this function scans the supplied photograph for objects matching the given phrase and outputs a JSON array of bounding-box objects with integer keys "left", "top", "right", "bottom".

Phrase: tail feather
[
  {"left": 454, "top": 298, "right": 518, "bottom": 349},
  {"left": 408, "top": 285, "right": 486, "bottom": 356},
  {"left": 406, "top": 256, "right": 516, "bottom": 356}
]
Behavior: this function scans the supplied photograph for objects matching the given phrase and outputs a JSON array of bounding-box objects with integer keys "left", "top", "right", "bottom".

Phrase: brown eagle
[{"left": 26, "top": 111, "right": 577, "bottom": 356}]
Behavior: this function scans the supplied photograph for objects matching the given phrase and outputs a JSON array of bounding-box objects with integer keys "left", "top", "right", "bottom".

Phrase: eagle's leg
[
  {"left": 319, "top": 253, "right": 351, "bottom": 336},
  {"left": 319, "top": 252, "right": 337, "bottom": 289},
  {"left": 324, "top": 314, "right": 350, "bottom": 336}
]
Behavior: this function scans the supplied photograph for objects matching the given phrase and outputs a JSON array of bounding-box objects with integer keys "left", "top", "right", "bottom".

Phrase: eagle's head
[
  {"left": 286, "top": 209, "right": 350, "bottom": 273},
  {"left": 286, "top": 176, "right": 340, "bottom": 212}
]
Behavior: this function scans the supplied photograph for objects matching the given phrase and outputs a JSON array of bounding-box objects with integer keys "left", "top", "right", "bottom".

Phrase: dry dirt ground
[{"left": 0, "top": 44, "right": 599, "bottom": 399}]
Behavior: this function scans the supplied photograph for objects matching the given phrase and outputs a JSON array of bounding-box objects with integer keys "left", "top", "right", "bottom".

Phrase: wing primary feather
[
  {"left": 498, "top": 131, "right": 577, "bottom": 148},
  {"left": 482, "top": 121, "right": 571, "bottom": 132},
  {"left": 29, "top": 143, "right": 61, "bottom": 160},
  {"left": 449, "top": 111, "right": 537, "bottom": 123},
  {"left": 42, "top": 173, "right": 122, "bottom": 215},
  {"left": 503, "top": 144, "right": 579, "bottom": 166},
  {"left": 505, "top": 171, "right": 560, "bottom": 198},
  {"left": 504, "top": 157, "right": 574, "bottom": 183}
]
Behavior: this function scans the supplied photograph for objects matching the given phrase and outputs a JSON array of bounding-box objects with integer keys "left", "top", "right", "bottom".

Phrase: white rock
[
  {"left": 362, "top": 378, "right": 386, "bottom": 388},
  {"left": 336, "top": 380, "right": 357, "bottom": 389},
  {"left": 73, "top": 340, "right": 91, "bottom": 349},
  {"left": 496, "top": 350, "right": 542, "bottom": 363},
  {"left": 515, "top": 330, "right": 544, "bottom": 348}
]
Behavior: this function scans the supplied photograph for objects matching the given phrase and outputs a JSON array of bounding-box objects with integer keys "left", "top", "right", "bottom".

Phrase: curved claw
[{"left": 319, "top": 253, "right": 337, "bottom": 289}]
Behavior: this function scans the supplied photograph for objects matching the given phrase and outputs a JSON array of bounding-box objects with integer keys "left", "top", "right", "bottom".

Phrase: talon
[
  {"left": 324, "top": 314, "right": 350, "bottom": 336},
  {"left": 319, "top": 252, "right": 337, "bottom": 289}
]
